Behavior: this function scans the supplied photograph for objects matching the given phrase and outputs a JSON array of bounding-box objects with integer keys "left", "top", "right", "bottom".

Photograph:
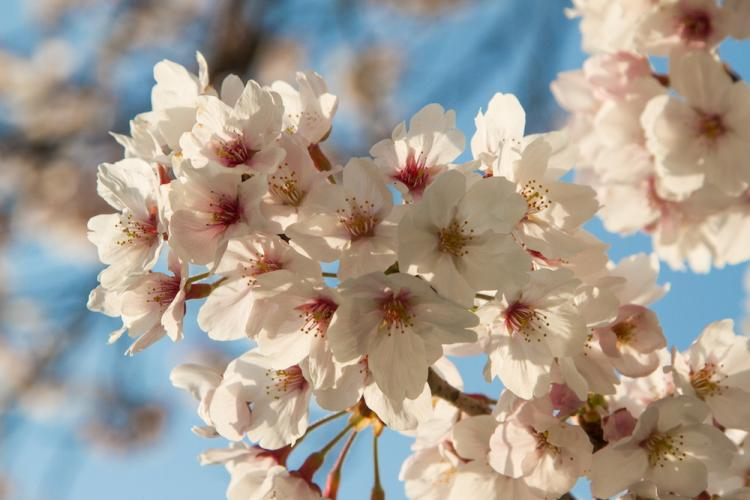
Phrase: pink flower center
[
  {"left": 269, "top": 170, "right": 304, "bottom": 207},
  {"left": 209, "top": 193, "right": 242, "bottom": 227},
  {"left": 295, "top": 297, "right": 338, "bottom": 337},
  {"left": 379, "top": 290, "right": 413, "bottom": 334},
  {"left": 503, "top": 301, "right": 549, "bottom": 341},
  {"left": 248, "top": 254, "right": 283, "bottom": 277},
  {"left": 265, "top": 365, "right": 307, "bottom": 397},
  {"left": 147, "top": 276, "right": 181, "bottom": 307},
  {"left": 213, "top": 134, "right": 256, "bottom": 168},
  {"left": 677, "top": 9, "right": 713, "bottom": 44},
  {"left": 394, "top": 150, "right": 430, "bottom": 196},
  {"left": 338, "top": 197, "right": 378, "bottom": 241},
  {"left": 116, "top": 207, "right": 159, "bottom": 246},
  {"left": 438, "top": 219, "right": 474, "bottom": 257}
]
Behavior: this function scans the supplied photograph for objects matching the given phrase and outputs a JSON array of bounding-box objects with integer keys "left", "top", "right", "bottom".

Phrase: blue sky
[{"left": 1, "top": 1, "right": 749, "bottom": 499}]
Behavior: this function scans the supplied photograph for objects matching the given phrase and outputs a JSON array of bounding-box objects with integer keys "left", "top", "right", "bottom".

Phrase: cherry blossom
[
  {"left": 196, "top": 234, "right": 319, "bottom": 341},
  {"left": 643, "top": 51, "right": 750, "bottom": 197},
  {"left": 180, "top": 80, "right": 285, "bottom": 174},
  {"left": 398, "top": 169, "right": 530, "bottom": 306},
  {"left": 327, "top": 272, "right": 477, "bottom": 401},
  {"left": 671, "top": 319, "right": 750, "bottom": 430},
  {"left": 88, "top": 158, "right": 164, "bottom": 289},
  {"left": 590, "top": 396, "right": 735, "bottom": 498},
  {"left": 168, "top": 165, "right": 272, "bottom": 265},
  {"left": 370, "top": 103, "right": 465, "bottom": 200},
  {"left": 286, "top": 158, "right": 399, "bottom": 280},
  {"left": 271, "top": 71, "right": 338, "bottom": 146},
  {"left": 479, "top": 268, "right": 588, "bottom": 399},
  {"left": 84, "top": 46, "right": 750, "bottom": 500}
]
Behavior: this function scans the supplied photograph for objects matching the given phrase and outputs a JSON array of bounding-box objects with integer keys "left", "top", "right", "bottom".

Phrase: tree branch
[{"left": 427, "top": 368, "right": 492, "bottom": 416}]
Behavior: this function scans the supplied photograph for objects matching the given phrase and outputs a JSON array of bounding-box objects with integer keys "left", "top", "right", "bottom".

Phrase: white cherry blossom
[
  {"left": 286, "top": 157, "right": 399, "bottom": 280},
  {"left": 271, "top": 71, "right": 337, "bottom": 146},
  {"left": 488, "top": 396, "right": 592, "bottom": 497},
  {"left": 590, "top": 396, "right": 735, "bottom": 498},
  {"left": 88, "top": 158, "right": 164, "bottom": 289},
  {"left": 327, "top": 272, "right": 477, "bottom": 401},
  {"left": 197, "top": 234, "right": 320, "bottom": 341},
  {"left": 642, "top": 51, "right": 750, "bottom": 197},
  {"left": 398, "top": 169, "right": 530, "bottom": 307},
  {"left": 671, "top": 319, "right": 750, "bottom": 430},
  {"left": 479, "top": 268, "right": 588, "bottom": 399}
]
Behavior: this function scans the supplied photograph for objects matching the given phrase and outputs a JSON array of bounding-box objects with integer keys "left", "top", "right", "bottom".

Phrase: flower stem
[
  {"left": 475, "top": 292, "right": 495, "bottom": 301},
  {"left": 297, "top": 421, "right": 356, "bottom": 481},
  {"left": 292, "top": 410, "right": 347, "bottom": 450},
  {"left": 186, "top": 271, "right": 210, "bottom": 285},
  {"left": 371, "top": 430, "right": 384, "bottom": 500},
  {"left": 323, "top": 430, "right": 358, "bottom": 499}
]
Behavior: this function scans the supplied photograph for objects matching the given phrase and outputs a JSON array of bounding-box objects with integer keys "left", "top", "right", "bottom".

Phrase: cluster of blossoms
[
  {"left": 553, "top": 0, "right": 750, "bottom": 272},
  {"left": 87, "top": 50, "right": 750, "bottom": 499}
]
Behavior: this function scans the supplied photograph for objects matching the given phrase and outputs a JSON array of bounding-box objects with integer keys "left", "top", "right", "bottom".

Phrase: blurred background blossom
[{"left": 0, "top": 0, "right": 747, "bottom": 499}]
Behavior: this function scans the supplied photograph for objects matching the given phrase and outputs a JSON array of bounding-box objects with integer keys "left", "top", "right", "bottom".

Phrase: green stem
[
  {"left": 185, "top": 271, "right": 210, "bottom": 285},
  {"left": 292, "top": 410, "right": 347, "bottom": 450},
  {"left": 297, "top": 421, "right": 356, "bottom": 481},
  {"left": 475, "top": 292, "right": 495, "bottom": 301}
]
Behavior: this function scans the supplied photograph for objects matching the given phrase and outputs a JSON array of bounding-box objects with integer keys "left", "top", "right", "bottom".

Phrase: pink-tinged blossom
[
  {"left": 595, "top": 304, "right": 667, "bottom": 377},
  {"left": 180, "top": 80, "right": 285, "bottom": 174},
  {"left": 671, "top": 319, "right": 750, "bottom": 431},
  {"left": 642, "top": 51, "right": 750, "bottom": 197},
  {"left": 590, "top": 396, "right": 735, "bottom": 498},
  {"left": 370, "top": 103, "right": 465, "bottom": 201},
  {"left": 610, "top": 349, "right": 676, "bottom": 418},
  {"left": 168, "top": 165, "right": 272, "bottom": 265},
  {"left": 197, "top": 234, "right": 320, "bottom": 341},
  {"left": 90, "top": 252, "right": 188, "bottom": 355},
  {"left": 479, "top": 269, "right": 588, "bottom": 399},
  {"left": 488, "top": 397, "right": 592, "bottom": 497},
  {"left": 87, "top": 158, "right": 164, "bottom": 289},
  {"left": 286, "top": 158, "right": 400, "bottom": 280},
  {"left": 602, "top": 407, "right": 638, "bottom": 443},
  {"left": 174, "top": 350, "right": 312, "bottom": 450},
  {"left": 398, "top": 169, "right": 530, "bottom": 307},
  {"left": 450, "top": 415, "right": 538, "bottom": 500},
  {"left": 582, "top": 51, "right": 652, "bottom": 101},
  {"left": 326, "top": 272, "right": 477, "bottom": 402},
  {"left": 636, "top": 0, "right": 730, "bottom": 55},
  {"left": 254, "top": 281, "right": 341, "bottom": 390}
]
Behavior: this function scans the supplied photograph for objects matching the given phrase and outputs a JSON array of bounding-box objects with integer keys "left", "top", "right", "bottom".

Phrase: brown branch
[{"left": 427, "top": 368, "right": 492, "bottom": 416}]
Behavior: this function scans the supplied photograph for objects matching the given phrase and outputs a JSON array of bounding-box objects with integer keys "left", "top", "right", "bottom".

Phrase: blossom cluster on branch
[
  {"left": 553, "top": 0, "right": 750, "bottom": 272},
  {"left": 86, "top": 26, "right": 750, "bottom": 500}
]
